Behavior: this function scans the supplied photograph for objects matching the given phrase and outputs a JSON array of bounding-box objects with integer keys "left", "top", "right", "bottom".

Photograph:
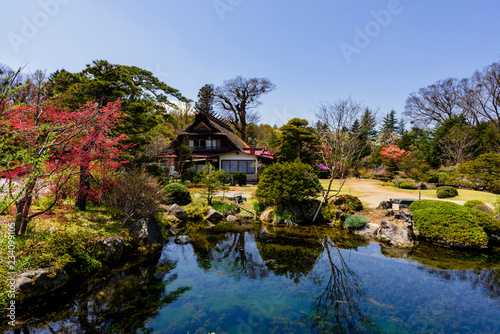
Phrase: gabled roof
[{"left": 162, "top": 112, "right": 248, "bottom": 153}]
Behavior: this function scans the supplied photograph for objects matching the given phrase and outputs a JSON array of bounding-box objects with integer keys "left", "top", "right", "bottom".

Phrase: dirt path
[{"left": 342, "top": 178, "right": 465, "bottom": 209}]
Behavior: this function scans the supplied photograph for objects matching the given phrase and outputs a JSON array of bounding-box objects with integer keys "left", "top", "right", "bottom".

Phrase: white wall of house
[{"left": 219, "top": 152, "right": 258, "bottom": 182}]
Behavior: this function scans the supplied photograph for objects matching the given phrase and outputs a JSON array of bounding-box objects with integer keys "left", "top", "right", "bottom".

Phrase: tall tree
[
  {"left": 214, "top": 76, "right": 276, "bottom": 141},
  {"left": 278, "top": 118, "right": 319, "bottom": 165},
  {"left": 50, "top": 60, "right": 189, "bottom": 161},
  {"left": 194, "top": 84, "right": 215, "bottom": 114},
  {"left": 380, "top": 110, "right": 398, "bottom": 134},
  {"left": 404, "top": 78, "right": 462, "bottom": 128},
  {"left": 314, "top": 97, "right": 364, "bottom": 201}
]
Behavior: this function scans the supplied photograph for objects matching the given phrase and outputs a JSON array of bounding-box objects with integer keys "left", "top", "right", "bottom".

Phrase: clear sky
[{"left": 1, "top": 0, "right": 499, "bottom": 127}]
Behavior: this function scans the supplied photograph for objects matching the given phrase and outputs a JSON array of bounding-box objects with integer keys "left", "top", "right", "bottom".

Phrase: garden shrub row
[{"left": 409, "top": 200, "right": 500, "bottom": 247}]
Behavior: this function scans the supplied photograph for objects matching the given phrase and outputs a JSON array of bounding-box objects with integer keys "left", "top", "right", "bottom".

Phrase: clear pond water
[{"left": 7, "top": 226, "right": 500, "bottom": 333}]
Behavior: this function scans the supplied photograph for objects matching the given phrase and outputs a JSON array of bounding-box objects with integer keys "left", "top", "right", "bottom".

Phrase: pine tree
[
  {"left": 381, "top": 110, "right": 398, "bottom": 134},
  {"left": 194, "top": 84, "right": 215, "bottom": 114}
]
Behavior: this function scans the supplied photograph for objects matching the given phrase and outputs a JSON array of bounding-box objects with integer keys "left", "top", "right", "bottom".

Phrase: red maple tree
[{"left": 1, "top": 88, "right": 127, "bottom": 234}]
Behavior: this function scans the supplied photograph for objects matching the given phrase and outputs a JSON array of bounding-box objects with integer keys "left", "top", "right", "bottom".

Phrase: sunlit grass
[
  {"left": 318, "top": 179, "right": 364, "bottom": 197},
  {"left": 375, "top": 183, "right": 499, "bottom": 204}
]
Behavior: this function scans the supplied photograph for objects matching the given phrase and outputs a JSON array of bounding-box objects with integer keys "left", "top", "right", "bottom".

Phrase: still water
[{"left": 8, "top": 226, "right": 500, "bottom": 333}]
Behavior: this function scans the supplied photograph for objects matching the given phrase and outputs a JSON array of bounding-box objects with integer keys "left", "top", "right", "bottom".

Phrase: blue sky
[{"left": 1, "top": 0, "right": 499, "bottom": 127}]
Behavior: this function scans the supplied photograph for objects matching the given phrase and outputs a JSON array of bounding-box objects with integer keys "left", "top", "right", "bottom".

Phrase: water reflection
[{"left": 9, "top": 256, "right": 188, "bottom": 334}]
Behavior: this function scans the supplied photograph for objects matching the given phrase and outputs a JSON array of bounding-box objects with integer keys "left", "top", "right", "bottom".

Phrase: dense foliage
[
  {"left": 458, "top": 153, "right": 500, "bottom": 194},
  {"left": 409, "top": 200, "right": 500, "bottom": 246},
  {"left": 255, "top": 160, "right": 321, "bottom": 208},
  {"left": 164, "top": 182, "right": 192, "bottom": 206},
  {"left": 436, "top": 186, "right": 458, "bottom": 198}
]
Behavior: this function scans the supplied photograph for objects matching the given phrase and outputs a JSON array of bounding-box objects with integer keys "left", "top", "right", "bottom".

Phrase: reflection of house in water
[{"left": 158, "top": 111, "right": 276, "bottom": 182}]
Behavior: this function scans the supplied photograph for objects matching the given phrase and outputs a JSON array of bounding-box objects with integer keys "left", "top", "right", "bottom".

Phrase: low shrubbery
[
  {"left": 463, "top": 200, "right": 485, "bottom": 209},
  {"left": 382, "top": 181, "right": 394, "bottom": 187},
  {"left": 409, "top": 200, "right": 500, "bottom": 247},
  {"left": 231, "top": 172, "right": 247, "bottom": 186},
  {"left": 164, "top": 182, "right": 192, "bottom": 206},
  {"left": 473, "top": 204, "right": 495, "bottom": 215},
  {"left": 183, "top": 204, "right": 207, "bottom": 221},
  {"left": 436, "top": 186, "right": 458, "bottom": 198},
  {"left": 344, "top": 215, "right": 369, "bottom": 230},
  {"left": 399, "top": 182, "right": 417, "bottom": 190}
]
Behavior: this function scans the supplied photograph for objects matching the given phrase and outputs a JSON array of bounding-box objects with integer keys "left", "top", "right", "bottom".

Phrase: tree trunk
[
  {"left": 14, "top": 179, "right": 36, "bottom": 235},
  {"left": 75, "top": 163, "right": 90, "bottom": 211}
]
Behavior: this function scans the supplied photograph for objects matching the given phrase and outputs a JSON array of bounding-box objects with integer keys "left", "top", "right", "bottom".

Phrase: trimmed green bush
[
  {"left": 463, "top": 200, "right": 485, "bottom": 209},
  {"left": 399, "top": 182, "right": 417, "bottom": 190},
  {"left": 436, "top": 186, "right": 458, "bottom": 198},
  {"left": 344, "top": 215, "right": 369, "bottom": 230},
  {"left": 412, "top": 207, "right": 488, "bottom": 247},
  {"left": 255, "top": 160, "right": 321, "bottom": 208},
  {"left": 409, "top": 200, "right": 500, "bottom": 244},
  {"left": 232, "top": 172, "right": 247, "bottom": 186},
  {"left": 164, "top": 182, "right": 192, "bottom": 206}
]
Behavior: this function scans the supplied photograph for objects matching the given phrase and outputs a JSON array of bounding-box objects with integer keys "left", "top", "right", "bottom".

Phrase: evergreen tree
[
  {"left": 380, "top": 110, "right": 398, "bottom": 134},
  {"left": 397, "top": 117, "right": 406, "bottom": 136},
  {"left": 194, "top": 84, "right": 215, "bottom": 114},
  {"left": 360, "top": 108, "right": 378, "bottom": 139},
  {"left": 278, "top": 118, "right": 319, "bottom": 165}
]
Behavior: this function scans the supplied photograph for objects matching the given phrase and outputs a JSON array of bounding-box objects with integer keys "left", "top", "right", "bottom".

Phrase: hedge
[
  {"left": 436, "top": 186, "right": 458, "bottom": 198},
  {"left": 463, "top": 200, "right": 485, "bottom": 209}
]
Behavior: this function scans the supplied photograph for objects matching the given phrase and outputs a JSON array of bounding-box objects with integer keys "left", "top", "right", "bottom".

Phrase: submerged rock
[
  {"left": 15, "top": 268, "right": 69, "bottom": 303},
  {"left": 175, "top": 235, "right": 191, "bottom": 245}
]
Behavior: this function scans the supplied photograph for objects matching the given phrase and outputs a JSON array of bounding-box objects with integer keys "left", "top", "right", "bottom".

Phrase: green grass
[
  {"left": 319, "top": 179, "right": 364, "bottom": 197},
  {"left": 376, "top": 184, "right": 499, "bottom": 204}
]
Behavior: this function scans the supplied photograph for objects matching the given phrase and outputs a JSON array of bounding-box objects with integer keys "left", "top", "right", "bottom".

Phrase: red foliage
[{"left": 380, "top": 145, "right": 409, "bottom": 164}]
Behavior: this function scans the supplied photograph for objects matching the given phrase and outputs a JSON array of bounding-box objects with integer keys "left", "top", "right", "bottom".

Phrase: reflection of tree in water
[
  {"left": 256, "top": 228, "right": 324, "bottom": 283},
  {"left": 191, "top": 230, "right": 269, "bottom": 279},
  {"left": 305, "top": 237, "right": 378, "bottom": 334},
  {"left": 12, "top": 257, "right": 190, "bottom": 334}
]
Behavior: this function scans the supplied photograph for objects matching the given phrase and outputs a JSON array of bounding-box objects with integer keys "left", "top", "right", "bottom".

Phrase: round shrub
[
  {"left": 382, "top": 181, "right": 394, "bottom": 187},
  {"left": 164, "top": 182, "right": 192, "bottom": 205},
  {"left": 399, "top": 182, "right": 417, "bottom": 190},
  {"left": 344, "top": 215, "right": 369, "bottom": 230},
  {"left": 463, "top": 200, "right": 485, "bottom": 209},
  {"left": 255, "top": 160, "right": 321, "bottom": 208},
  {"left": 436, "top": 186, "right": 458, "bottom": 198}
]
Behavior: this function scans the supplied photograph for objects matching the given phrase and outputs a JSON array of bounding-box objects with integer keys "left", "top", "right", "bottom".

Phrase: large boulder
[
  {"left": 167, "top": 204, "right": 188, "bottom": 224},
  {"left": 377, "top": 201, "right": 392, "bottom": 210},
  {"left": 376, "top": 220, "right": 413, "bottom": 248},
  {"left": 15, "top": 268, "right": 69, "bottom": 303},
  {"left": 129, "top": 217, "right": 164, "bottom": 249},
  {"left": 206, "top": 208, "right": 224, "bottom": 221},
  {"left": 95, "top": 236, "right": 125, "bottom": 262},
  {"left": 226, "top": 215, "right": 238, "bottom": 223}
]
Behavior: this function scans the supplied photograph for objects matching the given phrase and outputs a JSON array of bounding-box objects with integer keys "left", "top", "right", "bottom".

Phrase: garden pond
[{"left": 6, "top": 225, "right": 500, "bottom": 333}]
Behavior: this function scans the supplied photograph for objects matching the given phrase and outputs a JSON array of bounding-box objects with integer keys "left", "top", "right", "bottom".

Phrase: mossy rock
[{"left": 332, "top": 195, "right": 363, "bottom": 212}]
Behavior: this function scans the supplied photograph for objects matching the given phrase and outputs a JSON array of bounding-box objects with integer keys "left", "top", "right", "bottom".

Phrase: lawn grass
[
  {"left": 318, "top": 179, "right": 364, "bottom": 197},
  {"left": 377, "top": 184, "right": 499, "bottom": 204}
]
